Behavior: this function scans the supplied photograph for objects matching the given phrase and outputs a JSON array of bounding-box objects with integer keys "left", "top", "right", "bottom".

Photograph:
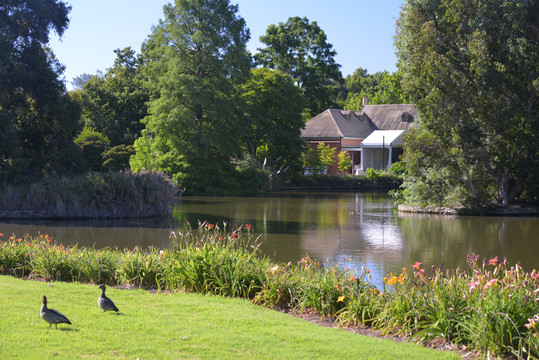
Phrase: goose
[
  {"left": 40, "top": 296, "right": 72, "bottom": 329},
  {"left": 97, "top": 284, "right": 119, "bottom": 312}
]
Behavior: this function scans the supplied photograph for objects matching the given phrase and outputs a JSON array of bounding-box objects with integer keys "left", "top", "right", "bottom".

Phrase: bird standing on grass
[
  {"left": 40, "top": 296, "right": 72, "bottom": 329},
  {"left": 98, "top": 284, "right": 119, "bottom": 312}
]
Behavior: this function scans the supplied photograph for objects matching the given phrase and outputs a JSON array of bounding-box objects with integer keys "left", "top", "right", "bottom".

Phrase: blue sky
[{"left": 50, "top": 1, "right": 404, "bottom": 89}]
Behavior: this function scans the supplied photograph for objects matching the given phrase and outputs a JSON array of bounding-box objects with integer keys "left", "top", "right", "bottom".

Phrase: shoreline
[{"left": 398, "top": 204, "right": 539, "bottom": 217}]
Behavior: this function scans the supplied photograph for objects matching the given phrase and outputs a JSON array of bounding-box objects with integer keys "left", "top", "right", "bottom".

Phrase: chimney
[{"left": 362, "top": 97, "right": 369, "bottom": 107}]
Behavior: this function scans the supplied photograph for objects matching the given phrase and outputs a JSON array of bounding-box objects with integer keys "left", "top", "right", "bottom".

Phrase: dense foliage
[
  {"left": 0, "top": 170, "right": 177, "bottom": 218},
  {"left": 0, "top": 0, "right": 83, "bottom": 182},
  {"left": 255, "top": 16, "right": 344, "bottom": 119},
  {"left": 395, "top": 0, "right": 539, "bottom": 206},
  {"left": 80, "top": 48, "right": 148, "bottom": 148},
  {"left": 344, "top": 68, "right": 408, "bottom": 110},
  {"left": 240, "top": 68, "right": 306, "bottom": 175},
  {"left": 130, "top": 0, "right": 252, "bottom": 195}
]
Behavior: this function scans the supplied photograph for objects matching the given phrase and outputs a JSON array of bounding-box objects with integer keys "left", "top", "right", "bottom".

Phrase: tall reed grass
[
  {"left": 0, "top": 228, "right": 537, "bottom": 358},
  {"left": 0, "top": 170, "right": 178, "bottom": 218}
]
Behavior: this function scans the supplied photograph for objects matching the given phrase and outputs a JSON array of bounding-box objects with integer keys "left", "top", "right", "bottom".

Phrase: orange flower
[
  {"left": 484, "top": 279, "right": 499, "bottom": 289},
  {"left": 16, "top": 238, "right": 22, "bottom": 242},
  {"left": 0, "top": 232, "right": 3, "bottom": 237},
  {"left": 488, "top": 256, "right": 499, "bottom": 266},
  {"left": 384, "top": 273, "right": 397, "bottom": 286},
  {"left": 411, "top": 261, "right": 423, "bottom": 271},
  {"left": 245, "top": 224, "right": 252, "bottom": 231}
]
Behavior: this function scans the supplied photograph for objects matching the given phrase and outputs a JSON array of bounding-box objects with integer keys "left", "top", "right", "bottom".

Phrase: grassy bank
[
  {"left": 0, "top": 226, "right": 537, "bottom": 358},
  {"left": 0, "top": 276, "right": 458, "bottom": 360},
  {"left": 0, "top": 170, "right": 178, "bottom": 219}
]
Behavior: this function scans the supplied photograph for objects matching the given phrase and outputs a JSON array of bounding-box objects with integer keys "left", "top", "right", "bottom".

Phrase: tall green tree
[
  {"left": 396, "top": 0, "right": 538, "bottom": 206},
  {"left": 370, "top": 70, "right": 408, "bottom": 105},
  {"left": 344, "top": 68, "right": 407, "bottom": 109},
  {"left": 81, "top": 47, "right": 148, "bottom": 147},
  {"left": 0, "top": 0, "right": 82, "bottom": 181},
  {"left": 240, "top": 68, "right": 305, "bottom": 174},
  {"left": 131, "top": 0, "right": 251, "bottom": 194},
  {"left": 255, "top": 17, "right": 343, "bottom": 119},
  {"left": 345, "top": 67, "right": 385, "bottom": 101}
]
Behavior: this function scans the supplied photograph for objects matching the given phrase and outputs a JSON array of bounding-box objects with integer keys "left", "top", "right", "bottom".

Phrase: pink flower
[
  {"left": 488, "top": 256, "right": 499, "bottom": 266},
  {"left": 484, "top": 279, "right": 499, "bottom": 290},
  {"left": 468, "top": 280, "right": 480, "bottom": 293},
  {"left": 524, "top": 315, "right": 539, "bottom": 330},
  {"left": 411, "top": 261, "right": 423, "bottom": 271}
]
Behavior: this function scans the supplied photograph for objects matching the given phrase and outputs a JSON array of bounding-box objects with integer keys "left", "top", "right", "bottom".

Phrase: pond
[{"left": 1, "top": 192, "right": 538, "bottom": 287}]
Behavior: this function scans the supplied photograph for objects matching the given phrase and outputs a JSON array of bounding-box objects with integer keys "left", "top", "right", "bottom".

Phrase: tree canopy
[
  {"left": 396, "top": 0, "right": 539, "bottom": 206},
  {"left": 131, "top": 0, "right": 252, "bottom": 194},
  {"left": 240, "top": 68, "right": 305, "bottom": 175},
  {"left": 344, "top": 68, "right": 407, "bottom": 110},
  {"left": 255, "top": 17, "right": 343, "bottom": 118},
  {"left": 0, "top": 0, "right": 83, "bottom": 182},
  {"left": 81, "top": 48, "right": 148, "bottom": 147}
]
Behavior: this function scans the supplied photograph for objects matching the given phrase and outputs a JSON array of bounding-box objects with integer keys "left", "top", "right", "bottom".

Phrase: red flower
[
  {"left": 245, "top": 224, "right": 252, "bottom": 231},
  {"left": 0, "top": 232, "right": 3, "bottom": 237}
]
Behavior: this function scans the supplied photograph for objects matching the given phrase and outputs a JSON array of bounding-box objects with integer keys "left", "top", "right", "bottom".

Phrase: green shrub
[{"left": 0, "top": 170, "right": 178, "bottom": 218}]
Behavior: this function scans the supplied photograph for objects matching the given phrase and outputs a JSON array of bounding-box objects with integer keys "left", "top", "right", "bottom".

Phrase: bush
[{"left": 0, "top": 170, "right": 178, "bottom": 218}]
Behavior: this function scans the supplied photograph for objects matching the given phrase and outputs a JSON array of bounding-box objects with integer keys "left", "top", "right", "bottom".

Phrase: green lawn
[{"left": 0, "top": 275, "right": 460, "bottom": 359}]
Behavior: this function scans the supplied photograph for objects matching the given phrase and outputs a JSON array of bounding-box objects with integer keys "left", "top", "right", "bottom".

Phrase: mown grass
[
  {"left": 0, "top": 170, "right": 178, "bottom": 218},
  {"left": 0, "top": 275, "right": 459, "bottom": 360},
  {"left": 0, "top": 224, "right": 538, "bottom": 359}
]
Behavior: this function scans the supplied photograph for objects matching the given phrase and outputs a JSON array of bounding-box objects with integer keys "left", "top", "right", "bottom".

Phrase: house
[{"left": 301, "top": 101, "right": 418, "bottom": 174}]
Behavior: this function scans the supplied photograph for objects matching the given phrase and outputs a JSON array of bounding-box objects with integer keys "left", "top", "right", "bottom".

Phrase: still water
[{"left": 1, "top": 192, "right": 538, "bottom": 286}]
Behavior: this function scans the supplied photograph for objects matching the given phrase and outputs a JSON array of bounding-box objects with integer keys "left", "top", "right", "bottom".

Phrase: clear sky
[{"left": 49, "top": 1, "right": 404, "bottom": 89}]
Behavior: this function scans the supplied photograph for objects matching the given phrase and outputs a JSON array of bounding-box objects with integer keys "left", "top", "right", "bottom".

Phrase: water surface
[{"left": 2, "top": 192, "right": 537, "bottom": 286}]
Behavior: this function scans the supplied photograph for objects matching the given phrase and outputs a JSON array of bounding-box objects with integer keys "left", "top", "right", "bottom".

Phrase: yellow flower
[
  {"left": 337, "top": 295, "right": 345, "bottom": 303},
  {"left": 384, "top": 273, "right": 397, "bottom": 286}
]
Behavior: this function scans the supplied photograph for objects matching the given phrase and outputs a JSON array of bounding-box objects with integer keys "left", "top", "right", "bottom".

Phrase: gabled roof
[
  {"left": 362, "top": 130, "right": 406, "bottom": 147},
  {"left": 361, "top": 104, "right": 419, "bottom": 130},
  {"left": 301, "top": 104, "right": 419, "bottom": 140},
  {"left": 301, "top": 109, "right": 375, "bottom": 139}
]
